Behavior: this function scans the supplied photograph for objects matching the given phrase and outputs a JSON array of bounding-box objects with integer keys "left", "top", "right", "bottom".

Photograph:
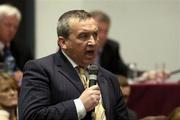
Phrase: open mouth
[{"left": 85, "top": 50, "right": 96, "bottom": 57}]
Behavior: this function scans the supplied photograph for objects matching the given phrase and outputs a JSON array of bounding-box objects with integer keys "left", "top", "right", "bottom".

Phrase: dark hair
[
  {"left": 57, "top": 10, "right": 92, "bottom": 39},
  {"left": 0, "top": 72, "right": 18, "bottom": 91},
  {"left": 90, "top": 10, "right": 110, "bottom": 24}
]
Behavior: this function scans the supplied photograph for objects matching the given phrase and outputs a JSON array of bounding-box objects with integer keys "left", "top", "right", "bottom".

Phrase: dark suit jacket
[
  {"left": 0, "top": 41, "right": 33, "bottom": 71},
  {"left": 18, "top": 50, "right": 129, "bottom": 120},
  {"left": 11, "top": 40, "right": 34, "bottom": 70},
  {"left": 100, "top": 39, "right": 143, "bottom": 77}
]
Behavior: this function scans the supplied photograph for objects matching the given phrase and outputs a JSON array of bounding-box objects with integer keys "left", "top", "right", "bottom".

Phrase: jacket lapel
[
  {"left": 97, "top": 70, "right": 111, "bottom": 119},
  {"left": 54, "top": 51, "right": 85, "bottom": 93}
]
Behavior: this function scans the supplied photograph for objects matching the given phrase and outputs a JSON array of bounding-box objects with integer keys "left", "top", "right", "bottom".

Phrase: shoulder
[
  {"left": 23, "top": 52, "right": 57, "bottom": 70},
  {"left": 0, "top": 110, "right": 9, "bottom": 120},
  {"left": 107, "top": 39, "right": 119, "bottom": 46},
  {"left": 104, "top": 39, "right": 120, "bottom": 49}
]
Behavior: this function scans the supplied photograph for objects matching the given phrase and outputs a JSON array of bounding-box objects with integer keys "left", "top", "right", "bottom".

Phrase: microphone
[
  {"left": 88, "top": 64, "right": 98, "bottom": 87},
  {"left": 88, "top": 65, "right": 99, "bottom": 114}
]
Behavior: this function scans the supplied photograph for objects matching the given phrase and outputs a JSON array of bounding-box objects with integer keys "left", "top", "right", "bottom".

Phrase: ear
[{"left": 58, "top": 36, "right": 67, "bottom": 50}]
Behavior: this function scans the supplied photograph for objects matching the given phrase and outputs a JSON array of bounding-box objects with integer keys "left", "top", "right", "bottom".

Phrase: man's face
[
  {"left": 0, "top": 15, "right": 20, "bottom": 44},
  {"left": 96, "top": 21, "right": 109, "bottom": 48},
  {"left": 59, "top": 18, "right": 98, "bottom": 67},
  {"left": 0, "top": 81, "right": 18, "bottom": 108}
]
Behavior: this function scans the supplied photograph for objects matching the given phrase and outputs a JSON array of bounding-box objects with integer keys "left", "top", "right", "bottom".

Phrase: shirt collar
[{"left": 61, "top": 50, "right": 78, "bottom": 68}]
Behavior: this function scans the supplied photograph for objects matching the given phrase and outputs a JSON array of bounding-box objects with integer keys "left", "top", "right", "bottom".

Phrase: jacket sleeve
[{"left": 18, "top": 60, "right": 78, "bottom": 120}]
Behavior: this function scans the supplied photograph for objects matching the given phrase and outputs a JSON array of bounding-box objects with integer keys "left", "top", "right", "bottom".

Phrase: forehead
[
  {"left": 0, "top": 79, "right": 15, "bottom": 91},
  {"left": 0, "top": 80, "right": 10, "bottom": 90},
  {"left": 0, "top": 15, "right": 19, "bottom": 24},
  {"left": 97, "top": 21, "right": 109, "bottom": 29},
  {"left": 68, "top": 18, "right": 98, "bottom": 33}
]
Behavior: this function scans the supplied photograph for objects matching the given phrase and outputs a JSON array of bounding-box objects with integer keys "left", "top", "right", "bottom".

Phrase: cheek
[
  {"left": 0, "top": 93, "right": 18, "bottom": 107},
  {"left": 0, "top": 94, "right": 9, "bottom": 105}
]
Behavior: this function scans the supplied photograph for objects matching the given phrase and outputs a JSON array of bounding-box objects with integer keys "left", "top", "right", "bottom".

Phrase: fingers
[
  {"left": 79, "top": 85, "right": 101, "bottom": 112},
  {"left": 89, "top": 84, "right": 100, "bottom": 90}
]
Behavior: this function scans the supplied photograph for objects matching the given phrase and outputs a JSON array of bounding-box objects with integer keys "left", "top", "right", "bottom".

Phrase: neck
[{"left": 2, "top": 106, "right": 16, "bottom": 120}]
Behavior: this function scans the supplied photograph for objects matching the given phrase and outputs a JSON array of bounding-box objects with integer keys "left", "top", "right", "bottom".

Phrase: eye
[
  {"left": 92, "top": 32, "right": 98, "bottom": 40},
  {"left": 1, "top": 87, "right": 10, "bottom": 92},
  {"left": 78, "top": 33, "right": 90, "bottom": 41}
]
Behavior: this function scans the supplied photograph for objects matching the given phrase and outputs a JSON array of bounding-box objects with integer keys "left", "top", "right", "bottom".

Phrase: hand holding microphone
[
  {"left": 80, "top": 85, "right": 100, "bottom": 111},
  {"left": 79, "top": 65, "right": 101, "bottom": 112}
]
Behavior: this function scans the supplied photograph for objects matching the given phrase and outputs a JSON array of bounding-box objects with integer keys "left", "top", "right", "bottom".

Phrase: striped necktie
[
  {"left": 94, "top": 97, "right": 106, "bottom": 120},
  {"left": 79, "top": 67, "right": 88, "bottom": 88}
]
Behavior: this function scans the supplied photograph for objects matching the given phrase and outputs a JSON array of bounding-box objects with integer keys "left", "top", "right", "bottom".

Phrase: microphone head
[
  {"left": 88, "top": 64, "right": 98, "bottom": 75},
  {"left": 88, "top": 65, "right": 98, "bottom": 87}
]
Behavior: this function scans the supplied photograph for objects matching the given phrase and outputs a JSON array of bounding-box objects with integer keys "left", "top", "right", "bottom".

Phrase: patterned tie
[
  {"left": 94, "top": 96, "right": 106, "bottom": 120},
  {"left": 79, "top": 67, "right": 88, "bottom": 88}
]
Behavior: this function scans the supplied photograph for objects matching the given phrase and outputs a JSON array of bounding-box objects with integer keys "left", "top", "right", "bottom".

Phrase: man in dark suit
[
  {"left": 90, "top": 10, "right": 143, "bottom": 78},
  {"left": 0, "top": 4, "right": 24, "bottom": 83},
  {"left": 18, "top": 10, "right": 128, "bottom": 120},
  {"left": 90, "top": 10, "right": 170, "bottom": 83}
]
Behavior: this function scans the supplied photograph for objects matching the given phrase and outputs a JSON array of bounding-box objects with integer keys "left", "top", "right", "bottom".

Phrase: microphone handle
[{"left": 89, "top": 79, "right": 97, "bottom": 87}]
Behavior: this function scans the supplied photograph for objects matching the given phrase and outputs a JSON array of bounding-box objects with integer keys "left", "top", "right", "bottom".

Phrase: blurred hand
[
  {"left": 137, "top": 70, "right": 170, "bottom": 84},
  {"left": 14, "top": 70, "right": 23, "bottom": 86},
  {"left": 156, "top": 70, "right": 170, "bottom": 80},
  {"left": 79, "top": 85, "right": 100, "bottom": 112}
]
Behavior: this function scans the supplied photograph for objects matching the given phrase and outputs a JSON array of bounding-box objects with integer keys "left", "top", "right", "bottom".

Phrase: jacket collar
[{"left": 54, "top": 50, "right": 85, "bottom": 93}]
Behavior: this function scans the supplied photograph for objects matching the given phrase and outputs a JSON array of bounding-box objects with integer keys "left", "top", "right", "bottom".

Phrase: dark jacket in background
[
  {"left": 100, "top": 39, "right": 143, "bottom": 77},
  {"left": 11, "top": 40, "right": 33, "bottom": 70}
]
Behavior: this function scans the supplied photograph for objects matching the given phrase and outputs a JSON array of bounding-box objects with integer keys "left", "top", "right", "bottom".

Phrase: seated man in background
[
  {"left": 0, "top": 4, "right": 23, "bottom": 84},
  {"left": 90, "top": 10, "right": 142, "bottom": 77},
  {"left": 90, "top": 10, "right": 169, "bottom": 83}
]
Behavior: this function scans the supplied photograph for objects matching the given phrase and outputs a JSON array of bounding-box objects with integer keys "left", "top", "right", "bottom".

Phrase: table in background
[{"left": 127, "top": 83, "right": 180, "bottom": 119}]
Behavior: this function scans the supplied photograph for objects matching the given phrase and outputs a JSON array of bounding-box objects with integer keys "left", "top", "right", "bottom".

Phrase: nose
[
  {"left": 9, "top": 89, "right": 16, "bottom": 96},
  {"left": 88, "top": 35, "right": 96, "bottom": 46},
  {"left": 10, "top": 26, "right": 16, "bottom": 34}
]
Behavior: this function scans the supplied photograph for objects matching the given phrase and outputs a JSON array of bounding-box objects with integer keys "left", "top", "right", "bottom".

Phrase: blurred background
[
  {"left": 1, "top": 0, "right": 180, "bottom": 79},
  {"left": 35, "top": 0, "right": 180, "bottom": 81}
]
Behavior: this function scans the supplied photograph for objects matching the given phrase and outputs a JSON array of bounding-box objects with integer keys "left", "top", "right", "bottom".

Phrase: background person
[
  {"left": 0, "top": 72, "right": 19, "bottom": 120},
  {"left": 18, "top": 10, "right": 128, "bottom": 120},
  {"left": 90, "top": 10, "right": 169, "bottom": 83},
  {"left": 90, "top": 10, "right": 143, "bottom": 77},
  {"left": 0, "top": 4, "right": 24, "bottom": 84},
  {"left": 168, "top": 107, "right": 180, "bottom": 120}
]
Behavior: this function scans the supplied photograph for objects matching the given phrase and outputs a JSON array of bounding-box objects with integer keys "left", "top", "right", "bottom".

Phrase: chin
[
  {"left": 7, "top": 103, "right": 17, "bottom": 108},
  {"left": 9, "top": 101, "right": 17, "bottom": 107}
]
